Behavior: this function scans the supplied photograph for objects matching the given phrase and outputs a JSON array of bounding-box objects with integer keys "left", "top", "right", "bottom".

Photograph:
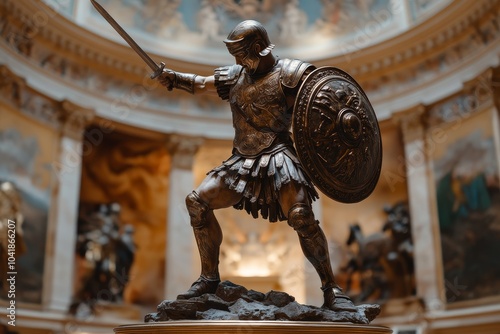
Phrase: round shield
[{"left": 293, "top": 66, "right": 382, "bottom": 203}]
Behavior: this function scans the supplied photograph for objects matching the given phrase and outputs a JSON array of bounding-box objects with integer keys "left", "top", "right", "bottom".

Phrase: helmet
[{"left": 224, "top": 20, "right": 274, "bottom": 58}]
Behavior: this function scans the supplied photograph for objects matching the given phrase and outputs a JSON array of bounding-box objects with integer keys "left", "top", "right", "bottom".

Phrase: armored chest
[
  {"left": 229, "top": 67, "right": 292, "bottom": 156},
  {"left": 229, "top": 68, "right": 288, "bottom": 131}
]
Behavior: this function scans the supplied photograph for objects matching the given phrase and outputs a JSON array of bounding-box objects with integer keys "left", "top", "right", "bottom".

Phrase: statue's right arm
[
  {"left": 158, "top": 68, "right": 217, "bottom": 96},
  {"left": 193, "top": 75, "right": 217, "bottom": 95}
]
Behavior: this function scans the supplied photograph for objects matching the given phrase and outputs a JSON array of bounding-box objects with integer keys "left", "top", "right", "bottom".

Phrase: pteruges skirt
[{"left": 207, "top": 144, "right": 319, "bottom": 222}]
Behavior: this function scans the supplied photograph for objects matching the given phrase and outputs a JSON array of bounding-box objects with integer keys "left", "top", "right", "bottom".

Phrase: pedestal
[{"left": 114, "top": 321, "right": 392, "bottom": 334}]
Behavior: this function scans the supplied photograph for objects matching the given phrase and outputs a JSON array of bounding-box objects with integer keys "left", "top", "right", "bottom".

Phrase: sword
[{"left": 90, "top": 0, "right": 165, "bottom": 79}]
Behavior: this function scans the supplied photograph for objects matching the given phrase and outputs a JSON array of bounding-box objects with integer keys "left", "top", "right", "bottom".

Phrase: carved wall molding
[
  {"left": 351, "top": 0, "right": 500, "bottom": 101},
  {"left": 355, "top": 0, "right": 498, "bottom": 70},
  {"left": 0, "top": 0, "right": 499, "bottom": 138},
  {"left": 394, "top": 66, "right": 498, "bottom": 144},
  {"left": 428, "top": 68, "right": 495, "bottom": 127},
  {"left": 0, "top": 0, "right": 231, "bottom": 123},
  {"left": 0, "top": 65, "right": 60, "bottom": 129},
  {"left": 0, "top": 64, "right": 94, "bottom": 137}
]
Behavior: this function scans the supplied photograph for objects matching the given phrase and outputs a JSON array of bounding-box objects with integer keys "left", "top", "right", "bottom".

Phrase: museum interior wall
[{"left": 1, "top": 0, "right": 500, "bottom": 333}]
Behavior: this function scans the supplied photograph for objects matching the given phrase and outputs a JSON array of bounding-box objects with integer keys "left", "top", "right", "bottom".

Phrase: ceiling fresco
[{"left": 43, "top": 0, "right": 450, "bottom": 63}]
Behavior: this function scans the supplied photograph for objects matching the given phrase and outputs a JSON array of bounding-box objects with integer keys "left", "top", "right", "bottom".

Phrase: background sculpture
[
  {"left": 343, "top": 202, "right": 414, "bottom": 303},
  {"left": 72, "top": 203, "right": 135, "bottom": 315},
  {"left": 0, "top": 181, "right": 26, "bottom": 298}
]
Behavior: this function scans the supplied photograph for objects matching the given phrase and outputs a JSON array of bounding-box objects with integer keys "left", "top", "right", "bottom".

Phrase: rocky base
[{"left": 145, "top": 281, "right": 380, "bottom": 325}]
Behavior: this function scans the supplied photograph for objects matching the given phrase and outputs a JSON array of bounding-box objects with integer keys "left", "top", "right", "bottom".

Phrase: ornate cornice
[
  {"left": 353, "top": 0, "right": 500, "bottom": 100},
  {"left": 336, "top": 0, "right": 499, "bottom": 72},
  {"left": 2, "top": 0, "right": 499, "bottom": 85},
  {"left": 0, "top": 64, "right": 94, "bottom": 138},
  {"left": 0, "top": 65, "right": 60, "bottom": 128},
  {"left": 0, "top": 0, "right": 499, "bottom": 135},
  {"left": 427, "top": 68, "right": 494, "bottom": 127},
  {"left": 394, "top": 65, "right": 497, "bottom": 144},
  {"left": 0, "top": 0, "right": 232, "bottom": 125}
]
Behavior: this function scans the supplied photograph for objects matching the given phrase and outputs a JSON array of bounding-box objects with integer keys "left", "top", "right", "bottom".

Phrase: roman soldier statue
[{"left": 157, "top": 20, "right": 382, "bottom": 312}]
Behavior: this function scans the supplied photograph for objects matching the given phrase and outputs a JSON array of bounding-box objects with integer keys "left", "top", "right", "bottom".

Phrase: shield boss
[{"left": 293, "top": 67, "right": 382, "bottom": 203}]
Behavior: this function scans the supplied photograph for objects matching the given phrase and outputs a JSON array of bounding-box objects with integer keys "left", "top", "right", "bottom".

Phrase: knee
[
  {"left": 287, "top": 203, "right": 319, "bottom": 237},
  {"left": 186, "top": 191, "right": 210, "bottom": 228}
]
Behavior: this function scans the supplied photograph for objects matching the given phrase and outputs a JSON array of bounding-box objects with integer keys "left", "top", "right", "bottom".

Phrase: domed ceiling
[{"left": 44, "top": 0, "right": 451, "bottom": 65}]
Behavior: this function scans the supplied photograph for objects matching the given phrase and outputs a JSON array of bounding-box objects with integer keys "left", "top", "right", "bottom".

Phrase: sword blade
[{"left": 90, "top": 0, "right": 161, "bottom": 74}]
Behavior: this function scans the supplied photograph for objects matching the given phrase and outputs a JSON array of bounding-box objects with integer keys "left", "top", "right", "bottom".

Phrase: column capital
[
  {"left": 463, "top": 67, "right": 493, "bottom": 99},
  {"left": 463, "top": 67, "right": 494, "bottom": 110},
  {"left": 59, "top": 100, "right": 95, "bottom": 140},
  {"left": 167, "top": 134, "right": 204, "bottom": 170},
  {"left": 490, "top": 66, "right": 500, "bottom": 110},
  {"left": 393, "top": 104, "right": 426, "bottom": 143},
  {"left": 427, "top": 68, "right": 496, "bottom": 129},
  {"left": 0, "top": 65, "right": 26, "bottom": 108}
]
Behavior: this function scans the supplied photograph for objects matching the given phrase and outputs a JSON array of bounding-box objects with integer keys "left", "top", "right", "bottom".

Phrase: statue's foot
[
  {"left": 322, "top": 286, "right": 358, "bottom": 312},
  {"left": 177, "top": 276, "right": 220, "bottom": 300}
]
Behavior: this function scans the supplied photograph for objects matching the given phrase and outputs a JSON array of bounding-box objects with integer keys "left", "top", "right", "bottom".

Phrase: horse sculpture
[{"left": 343, "top": 202, "right": 414, "bottom": 303}]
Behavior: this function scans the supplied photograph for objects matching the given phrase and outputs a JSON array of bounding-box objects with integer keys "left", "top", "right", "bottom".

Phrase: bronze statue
[
  {"left": 90, "top": 0, "right": 382, "bottom": 315},
  {"left": 156, "top": 20, "right": 382, "bottom": 312}
]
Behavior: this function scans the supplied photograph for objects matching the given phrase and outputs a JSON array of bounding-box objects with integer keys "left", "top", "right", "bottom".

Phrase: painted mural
[
  {"left": 0, "top": 108, "right": 57, "bottom": 304},
  {"left": 433, "top": 110, "right": 500, "bottom": 304},
  {"left": 41, "top": 0, "right": 453, "bottom": 63},
  {"left": 73, "top": 0, "right": 404, "bottom": 61},
  {"left": 89, "top": 0, "right": 395, "bottom": 42}
]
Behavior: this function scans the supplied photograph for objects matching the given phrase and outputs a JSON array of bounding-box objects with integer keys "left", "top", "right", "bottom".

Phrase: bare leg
[{"left": 279, "top": 182, "right": 357, "bottom": 311}]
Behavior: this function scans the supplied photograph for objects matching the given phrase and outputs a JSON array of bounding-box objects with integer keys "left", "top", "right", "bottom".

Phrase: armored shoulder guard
[
  {"left": 280, "top": 59, "right": 316, "bottom": 89},
  {"left": 214, "top": 64, "right": 243, "bottom": 100}
]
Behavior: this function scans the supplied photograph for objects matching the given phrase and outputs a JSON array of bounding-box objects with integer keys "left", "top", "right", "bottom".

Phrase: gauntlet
[{"left": 159, "top": 69, "right": 198, "bottom": 94}]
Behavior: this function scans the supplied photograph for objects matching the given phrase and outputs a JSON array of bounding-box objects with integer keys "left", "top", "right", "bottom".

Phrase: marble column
[
  {"left": 44, "top": 100, "right": 94, "bottom": 312},
  {"left": 493, "top": 67, "right": 500, "bottom": 111},
  {"left": 464, "top": 69, "right": 500, "bottom": 172},
  {"left": 164, "top": 134, "right": 204, "bottom": 300},
  {"left": 396, "top": 105, "right": 444, "bottom": 311},
  {"left": 490, "top": 68, "right": 500, "bottom": 173}
]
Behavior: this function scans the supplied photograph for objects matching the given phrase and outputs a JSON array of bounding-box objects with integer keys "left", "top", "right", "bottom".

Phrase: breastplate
[{"left": 229, "top": 67, "right": 290, "bottom": 156}]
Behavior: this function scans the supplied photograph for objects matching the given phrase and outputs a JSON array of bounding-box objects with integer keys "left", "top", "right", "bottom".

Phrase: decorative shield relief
[{"left": 293, "top": 67, "right": 382, "bottom": 203}]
